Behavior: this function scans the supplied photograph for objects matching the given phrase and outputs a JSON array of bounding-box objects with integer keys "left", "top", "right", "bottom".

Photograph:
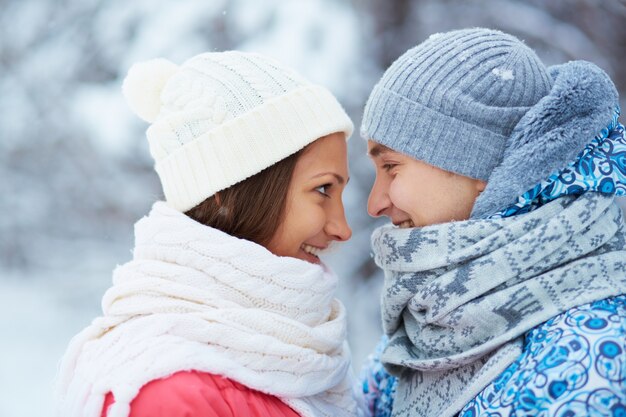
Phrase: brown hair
[{"left": 185, "top": 149, "right": 305, "bottom": 246}]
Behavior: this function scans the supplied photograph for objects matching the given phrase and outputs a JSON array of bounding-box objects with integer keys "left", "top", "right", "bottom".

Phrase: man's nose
[{"left": 367, "top": 176, "right": 391, "bottom": 218}]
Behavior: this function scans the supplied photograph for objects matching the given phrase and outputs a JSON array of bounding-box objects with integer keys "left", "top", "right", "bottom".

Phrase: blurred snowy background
[{"left": 2, "top": 0, "right": 626, "bottom": 415}]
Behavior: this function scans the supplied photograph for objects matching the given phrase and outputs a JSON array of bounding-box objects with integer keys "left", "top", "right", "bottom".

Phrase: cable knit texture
[
  {"left": 123, "top": 51, "right": 354, "bottom": 212},
  {"left": 55, "top": 202, "right": 356, "bottom": 417}
]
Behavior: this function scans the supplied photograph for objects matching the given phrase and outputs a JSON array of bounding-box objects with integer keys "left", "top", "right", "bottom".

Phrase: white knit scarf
[{"left": 55, "top": 202, "right": 356, "bottom": 417}]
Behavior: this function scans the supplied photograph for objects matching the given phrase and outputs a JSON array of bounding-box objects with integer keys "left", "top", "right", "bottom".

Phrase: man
[{"left": 358, "top": 28, "right": 626, "bottom": 417}]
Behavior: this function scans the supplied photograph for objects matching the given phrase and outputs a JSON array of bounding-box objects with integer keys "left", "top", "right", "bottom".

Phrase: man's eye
[{"left": 315, "top": 184, "right": 331, "bottom": 197}]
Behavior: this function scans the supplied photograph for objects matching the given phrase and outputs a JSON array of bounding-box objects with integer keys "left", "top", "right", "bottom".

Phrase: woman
[
  {"left": 55, "top": 51, "right": 356, "bottom": 417},
  {"left": 358, "top": 28, "right": 626, "bottom": 417}
]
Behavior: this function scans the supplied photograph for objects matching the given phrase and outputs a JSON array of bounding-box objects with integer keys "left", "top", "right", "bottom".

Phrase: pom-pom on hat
[
  {"left": 123, "top": 58, "right": 178, "bottom": 123},
  {"left": 123, "top": 51, "right": 353, "bottom": 212}
]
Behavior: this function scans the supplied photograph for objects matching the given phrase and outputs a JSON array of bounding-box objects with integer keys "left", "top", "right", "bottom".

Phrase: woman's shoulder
[{"left": 102, "top": 370, "right": 301, "bottom": 417}]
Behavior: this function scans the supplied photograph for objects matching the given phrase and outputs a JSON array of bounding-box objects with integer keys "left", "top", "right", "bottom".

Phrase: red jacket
[{"left": 101, "top": 371, "right": 300, "bottom": 417}]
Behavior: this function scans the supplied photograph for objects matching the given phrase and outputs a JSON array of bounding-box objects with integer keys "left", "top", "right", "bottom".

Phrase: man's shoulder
[
  {"left": 524, "top": 294, "right": 626, "bottom": 354},
  {"left": 461, "top": 295, "right": 626, "bottom": 416}
]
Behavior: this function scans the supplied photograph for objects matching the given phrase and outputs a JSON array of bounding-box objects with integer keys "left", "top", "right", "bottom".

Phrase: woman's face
[
  {"left": 267, "top": 132, "right": 352, "bottom": 264},
  {"left": 366, "top": 140, "right": 486, "bottom": 228}
]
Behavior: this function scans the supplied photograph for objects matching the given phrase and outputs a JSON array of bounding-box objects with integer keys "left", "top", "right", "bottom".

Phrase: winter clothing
[
  {"left": 460, "top": 296, "right": 626, "bottom": 416},
  {"left": 491, "top": 108, "right": 626, "bottom": 218},
  {"left": 359, "top": 336, "right": 396, "bottom": 417},
  {"left": 56, "top": 202, "right": 355, "bottom": 417},
  {"left": 101, "top": 371, "right": 300, "bottom": 417},
  {"left": 471, "top": 61, "right": 619, "bottom": 218},
  {"left": 361, "top": 296, "right": 626, "bottom": 417},
  {"left": 372, "top": 192, "right": 626, "bottom": 417},
  {"left": 358, "top": 27, "right": 626, "bottom": 417},
  {"left": 123, "top": 51, "right": 353, "bottom": 212},
  {"left": 361, "top": 28, "right": 552, "bottom": 182}
]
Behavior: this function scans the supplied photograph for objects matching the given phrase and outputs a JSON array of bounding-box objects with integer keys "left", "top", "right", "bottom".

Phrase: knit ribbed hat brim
[{"left": 362, "top": 84, "right": 510, "bottom": 180}]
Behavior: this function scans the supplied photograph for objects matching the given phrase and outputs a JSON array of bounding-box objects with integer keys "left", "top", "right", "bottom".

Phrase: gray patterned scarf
[{"left": 372, "top": 192, "right": 626, "bottom": 417}]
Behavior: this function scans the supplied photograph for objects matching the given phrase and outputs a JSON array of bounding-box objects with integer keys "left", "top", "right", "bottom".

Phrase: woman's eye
[
  {"left": 315, "top": 184, "right": 331, "bottom": 197},
  {"left": 382, "top": 163, "right": 397, "bottom": 172}
]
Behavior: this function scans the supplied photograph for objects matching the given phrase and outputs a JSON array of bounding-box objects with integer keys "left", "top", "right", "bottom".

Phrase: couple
[{"left": 56, "top": 28, "right": 626, "bottom": 417}]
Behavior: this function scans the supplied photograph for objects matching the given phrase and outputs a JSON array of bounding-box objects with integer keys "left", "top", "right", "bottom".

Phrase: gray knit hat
[{"left": 361, "top": 28, "right": 553, "bottom": 181}]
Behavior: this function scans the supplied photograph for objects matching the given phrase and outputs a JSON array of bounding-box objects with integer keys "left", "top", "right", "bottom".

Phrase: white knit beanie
[{"left": 122, "top": 51, "right": 354, "bottom": 212}]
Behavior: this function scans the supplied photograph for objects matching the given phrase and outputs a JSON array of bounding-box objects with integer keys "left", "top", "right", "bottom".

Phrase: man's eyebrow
[
  {"left": 312, "top": 172, "right": 348, "bottom": 185},
  {"left": 367, "top": 143, "right": 392, "bottom": 157}
]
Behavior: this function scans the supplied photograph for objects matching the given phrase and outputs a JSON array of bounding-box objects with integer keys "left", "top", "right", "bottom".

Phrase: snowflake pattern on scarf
[{"left": 358, "top": 109, "right": 626, "bottom": 417}]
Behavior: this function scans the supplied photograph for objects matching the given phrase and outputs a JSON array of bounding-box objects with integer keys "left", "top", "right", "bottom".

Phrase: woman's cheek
[
  {"left": 296, "top": 196, "right": 324, "bottom": 232},
  {"left": 312, "top": 207, "right": 328, "bottom": 233}
]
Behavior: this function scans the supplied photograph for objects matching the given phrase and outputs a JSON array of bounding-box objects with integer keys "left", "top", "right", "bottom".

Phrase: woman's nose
[{"left": 327, "top": 203, "right": 352, "bottom": 241}]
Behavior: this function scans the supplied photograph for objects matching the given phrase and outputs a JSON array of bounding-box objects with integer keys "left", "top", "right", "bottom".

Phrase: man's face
[{"left": 366, "top": 140, "right": 486, "bottom": 228}]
